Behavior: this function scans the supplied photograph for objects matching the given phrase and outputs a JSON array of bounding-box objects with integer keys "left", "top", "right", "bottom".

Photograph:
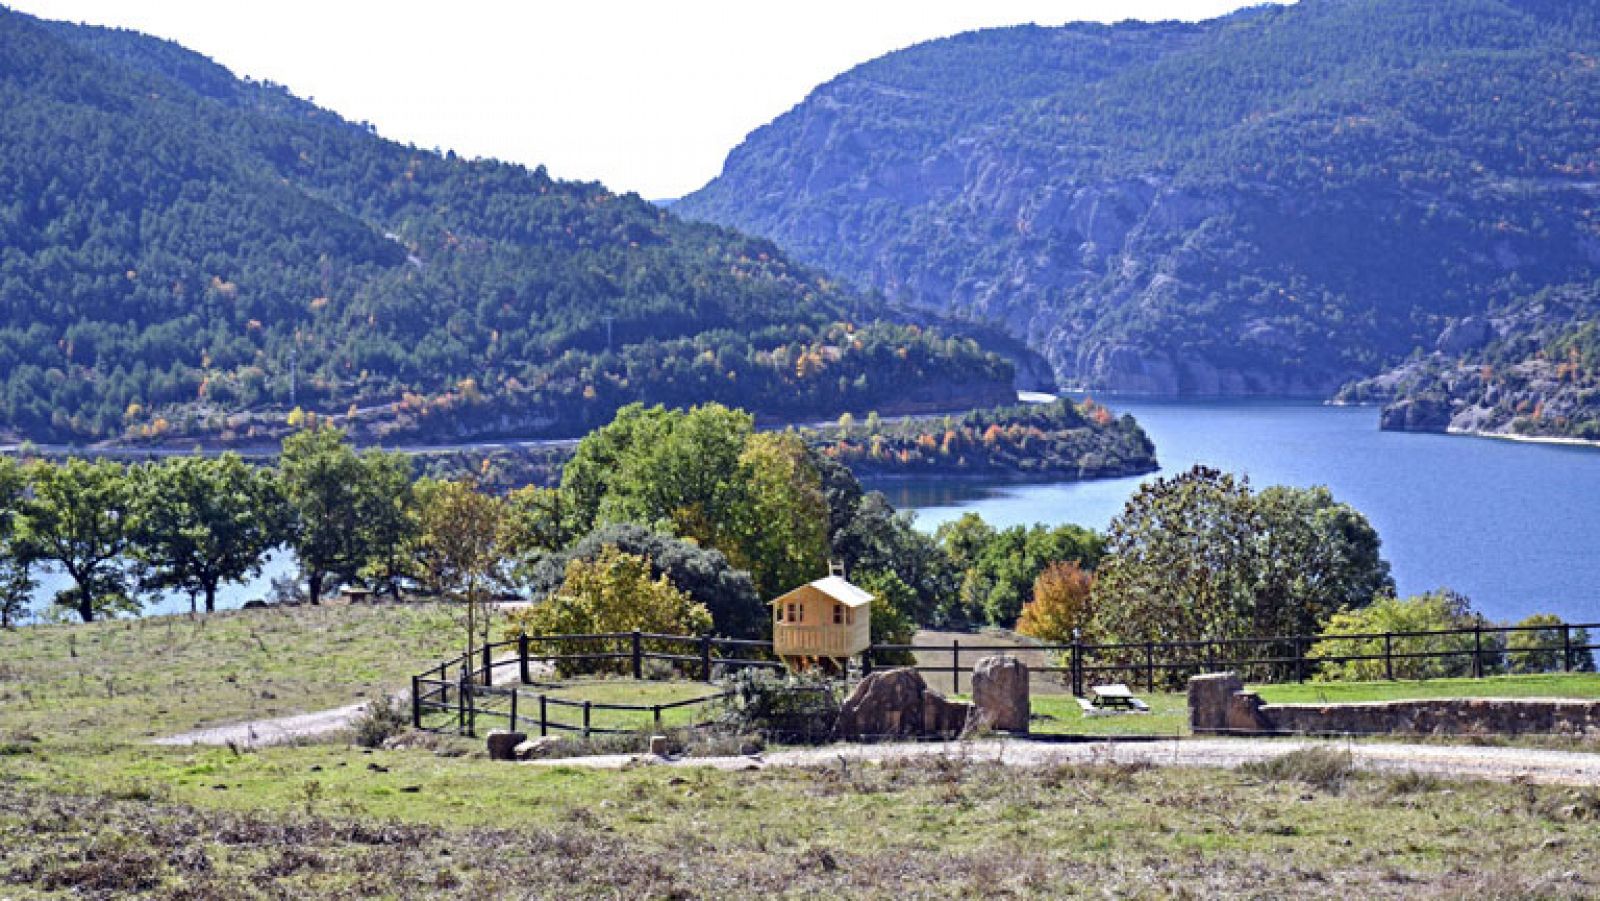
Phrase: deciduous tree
[
  {"left": 20, "top": 459, "right": 138, "bottom": 622},
  {"left": 131, "top": 454, "right": 288, "bottom": 613},
  {"left": 505, "top": 546, "right": 713, "bottom": 676},
  {"left": 1016, "top": 561, "right": 1096, "bottom": 644}
]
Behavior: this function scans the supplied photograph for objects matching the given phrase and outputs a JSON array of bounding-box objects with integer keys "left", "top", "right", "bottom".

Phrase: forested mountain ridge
[
  {"left": 0, "top": 9, "right": 1015, "bottom": 445},
  {"left": 677, "top": 0, "right": 1600, "bottom": 398}
]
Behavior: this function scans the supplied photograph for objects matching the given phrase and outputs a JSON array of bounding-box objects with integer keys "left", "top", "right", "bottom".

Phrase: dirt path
[
  {"left": 150, "top": 655, "right": 539, "bottom": 748},
  {"left": 529, "top": 736, "right": 1600, "bottom": 786},
  {"left": 151, "top": 702, "right": 371, "bottom": 747}
]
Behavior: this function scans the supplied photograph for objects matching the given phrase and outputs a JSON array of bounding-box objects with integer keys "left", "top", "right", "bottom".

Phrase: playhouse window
[
  {"left": 833, "top": 604, "right": 844, "bottom": 625},
  {"left": 785, "top": 603, "right": 796, "bottom": 622}
]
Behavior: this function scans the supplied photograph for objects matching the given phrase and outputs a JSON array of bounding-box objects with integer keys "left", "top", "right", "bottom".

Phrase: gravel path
[
  {"left": 151, "top": 702, "right": 372, "bottom": 747},
  {"left": 528, "top": 736, "right": 1600, "bottom": 786},
  {"left": 150, "top": 656, "right": 540, "bottom": 748}
]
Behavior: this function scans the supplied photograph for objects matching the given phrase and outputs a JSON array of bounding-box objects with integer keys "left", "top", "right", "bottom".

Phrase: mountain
[
  {"left": 677, "top": 0, "right": 1600, "bottom": 398},
  {"left": 1337, "top": 281, "right": 1600, "bottom": 442},
  {"left": 0, "top": 8, "right": 1016, "bottom": 445}
]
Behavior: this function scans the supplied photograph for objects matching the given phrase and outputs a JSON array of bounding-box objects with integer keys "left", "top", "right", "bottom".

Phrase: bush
[
  {"left": 1310, "top": 591, "right": 1488, "bottom": 681},
  {"left": 352, "top": 695, "right": 410, "bottom": 748},
  {"left": 1241, "top": 747, "right": 1355, "bottom": 793},
  {"left": 717, "top": 669, "right": 840, "bottom": 744}
]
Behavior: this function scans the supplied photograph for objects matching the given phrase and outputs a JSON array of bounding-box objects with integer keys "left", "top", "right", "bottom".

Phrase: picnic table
[{"left": 1076, "top": 683, "right": 1151, "bottom": 716}]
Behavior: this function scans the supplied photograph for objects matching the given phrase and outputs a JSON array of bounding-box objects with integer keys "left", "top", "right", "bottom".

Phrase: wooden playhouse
[{"left": 771, "top": 574, "right": 873, "bottom": 673}]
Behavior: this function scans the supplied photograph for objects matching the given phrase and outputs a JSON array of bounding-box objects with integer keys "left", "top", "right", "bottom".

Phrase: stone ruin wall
[{"left": 1189, "top": 672, "right": 1600, "bottom": 738}]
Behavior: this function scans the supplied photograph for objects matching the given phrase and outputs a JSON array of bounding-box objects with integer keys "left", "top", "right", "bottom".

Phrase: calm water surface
[{"left": 871, "top": 398, "right": 1600, "bottom": 625}]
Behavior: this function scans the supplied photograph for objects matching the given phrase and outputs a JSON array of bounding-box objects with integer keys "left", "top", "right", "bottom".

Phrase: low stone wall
[{"left": 1189, "top": 672, "right": 1600, "bottom": 738}]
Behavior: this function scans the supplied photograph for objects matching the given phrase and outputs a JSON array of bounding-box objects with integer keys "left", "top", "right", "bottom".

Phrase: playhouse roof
[{"left": 769, "top": 575, "right": 874, "bottom": 608}]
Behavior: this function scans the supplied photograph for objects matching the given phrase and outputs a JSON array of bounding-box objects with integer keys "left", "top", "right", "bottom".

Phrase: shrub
[
  {"left": 717, "top": 669, "right": 840, "bottom": 743},
  {"left": 1241, "top": 747, "right": 1354, "bottom": 793},
  {"left": 1309, "top": 590, "right": 1488, "bottom": 681},
  {"left": 352, "top": 695, "right": 410, "bottom": 748}
]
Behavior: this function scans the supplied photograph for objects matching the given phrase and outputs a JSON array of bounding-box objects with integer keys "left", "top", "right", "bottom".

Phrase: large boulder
[
  {"left": 1188, "top": 672, "right": 1244, "bottom": 734},
  {"left": 835, "top": 668, "right": 971, "bottom": 741},
  {"left": 971, "top": 655, "right": 1030, "bottom": 733}
]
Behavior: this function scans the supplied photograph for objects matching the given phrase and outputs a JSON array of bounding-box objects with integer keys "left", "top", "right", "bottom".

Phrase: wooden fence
[{"left": 411, "top": 622, "right": 1599, "bottom": 736}]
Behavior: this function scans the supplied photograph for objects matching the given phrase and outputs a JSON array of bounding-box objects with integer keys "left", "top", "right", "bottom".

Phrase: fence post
[
  {"left": 862, "top": 646, "right": 874, "bottom": 678},
  {"left": 1145, "top": 641, "right": 1155, "bottom": 693},
  {"left": 509, "top": 690, "right": 519, "bottom": 733},
  {"left": 481, "top": 642, "right": 492, "bottom": 686},
  {"left": 457, "top": 666, "right": 469, "bottom": 737},
  {"left": 653, "top": 705, "right": 662, "bottom": 731},
  {"left": 1563, "top": 625, "right": 1573, "bottom": 673},
  {"left": 1071, "top": 640, "right": 1082, "bottom": 697},
  {"left": 952, "top": 639, "right": 961, "bottom": 695},
  {"left": 1295, "top": 636, "right": 1306, "bottom": 683},
  {"left": 539, "top": 694, "right": 548, "bottom": 738},
  {"left": 411, "top": 675, "right": 421, "bottom": 729},
  {"left": 632, "top": 630, "right": 643, "bottom": 681},
  {"left": 1385, "top": 633, "right": 1394, "bottom": 682},
  {"left": 582, "top": 701, "right": 592, "bottom": 739},
  {"left": 1473, "top": 626, "right": 1484, "bottom": 679},
  {"left": 519, "top": 633, "right": 530, "bottom": 684},
  {"left": 700, "top": 634, "right": 713, "bottom": 682}
]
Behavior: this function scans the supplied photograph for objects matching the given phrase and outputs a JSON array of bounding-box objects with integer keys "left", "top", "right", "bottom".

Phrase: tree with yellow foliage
[{"left": 1016, "top": 561, "right": 1096, "bottom": 644}]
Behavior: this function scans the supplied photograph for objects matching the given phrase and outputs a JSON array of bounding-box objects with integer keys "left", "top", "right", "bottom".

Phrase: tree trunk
[
  {"left": 204, "top": 582, "right": 217, "bottom": 614},
  {"left": 77, "top": 588, "right": 94, "bottom": 623},
  {"left": 308, "top": 571, "right": 322, "bottom": 606}
]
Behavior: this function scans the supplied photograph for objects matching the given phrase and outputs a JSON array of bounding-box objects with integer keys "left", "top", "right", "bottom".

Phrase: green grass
[
  {"left": 4, "top": 611, "right": 1600, "bottom": 896},
  {"left": 983, "top": 673, "right": 1600, "bottom": 739},
  {"left": 0, "top": 604, "right": 461, "bottom": 743},
  {"left": 1258, "top": 673, "right": 1600, "bottom": 704},
  {"left": 453, "top": 678, "right": 729, "bottom": 735},
  {"left": 4, "top": 741, "right": 1598, "bottom": 897}
]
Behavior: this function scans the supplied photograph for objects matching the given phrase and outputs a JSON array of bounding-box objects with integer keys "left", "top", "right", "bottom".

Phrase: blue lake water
[{"left": 870, "top": 398, "right": 1600, "bottom": 626}]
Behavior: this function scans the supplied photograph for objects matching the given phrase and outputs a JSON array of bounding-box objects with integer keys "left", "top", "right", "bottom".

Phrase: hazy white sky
[{"left": 11, "top": 1, "right": 1285, "bottom": 198}]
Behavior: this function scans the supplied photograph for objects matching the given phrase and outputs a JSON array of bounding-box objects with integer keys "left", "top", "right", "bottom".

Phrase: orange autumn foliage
[{"left": 1016, "top": 561, "right": 1096, "bottom": 644}]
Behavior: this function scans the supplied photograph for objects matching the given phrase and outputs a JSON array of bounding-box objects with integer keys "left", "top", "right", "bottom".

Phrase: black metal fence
[
  {"left": 411, "top": 631, "right": 780, "bottom": 737},
  {"left": 878, "top": 621, "right": 1600, "bottom": 695},
  {"left": 412, "top": 622, "right": 1599, "bottom": 736}
]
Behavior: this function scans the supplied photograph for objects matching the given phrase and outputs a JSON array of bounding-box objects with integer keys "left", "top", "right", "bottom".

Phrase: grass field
[
  {"left": 4, "top": 740, "right": 1598, "bottom": 897},
  {"left": 4, "top": 609, "right": 1600, "bottom": 896},
  {"left": 1012, "top": 673, "right": 1600, "bottom": 738},
  {"left": 449, "top": 678, "right": 730, "bottom": 735},
  {"left": 0, "top": 604, "right": 462, "bottom": 743}
]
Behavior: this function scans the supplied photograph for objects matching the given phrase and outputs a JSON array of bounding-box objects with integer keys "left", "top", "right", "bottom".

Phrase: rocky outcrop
[
  {"left": 835, "top": 668, "right": 971, "bottom": 741},
  {"left": 971, "top": 655, "right": 1030, "bottom": 733},
  {"left": 1378, "top": 395, "right": 1453, "bottom": 433}
]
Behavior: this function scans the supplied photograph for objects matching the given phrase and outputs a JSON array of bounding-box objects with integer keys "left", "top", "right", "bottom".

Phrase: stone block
[
  {"left": 486, "top": 729, "right": 526, "bottom": 761},
  {"left": 1188, "top": 672, "right": 1244, "bottom": 734},
  {"left": 972, "top": 655, "right": 1030, "bottom": 733}
]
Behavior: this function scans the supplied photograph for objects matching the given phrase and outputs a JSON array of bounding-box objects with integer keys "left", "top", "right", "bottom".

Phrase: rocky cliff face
[
  {"left": 678, "top": 1, "right": 1600, "bottom": 398},
  {"left": 1340, "top": 286, "right": 1600, "bottom": 442}
]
